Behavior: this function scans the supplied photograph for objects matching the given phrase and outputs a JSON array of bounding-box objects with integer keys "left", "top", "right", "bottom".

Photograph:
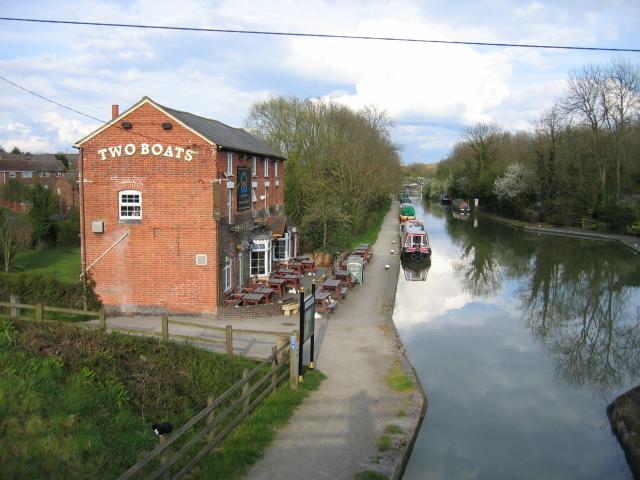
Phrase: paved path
[{"left": 244, "top": 202, "right": 417, "bottom": 480}]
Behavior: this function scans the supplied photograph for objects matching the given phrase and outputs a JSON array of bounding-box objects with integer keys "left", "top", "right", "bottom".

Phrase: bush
[
  {"left": 56, "top": 211, "right": 80, "bottom": 247},
  {"left": 0, "top": 272, "right": 101, "bottom": 310},
  {"left": 595, "top": 201, "right": 636, "bottom": 233}
]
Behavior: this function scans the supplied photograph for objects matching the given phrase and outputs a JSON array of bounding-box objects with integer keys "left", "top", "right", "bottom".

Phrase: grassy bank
[
  {"left": 12, "top": 247, "right": 81, "bottom": 283},
  {"left": 0, "top": 318, "right": 322, "bottom": 479},
  {"left": 350, "top": 198, "right": 392, "bottom": 249}
]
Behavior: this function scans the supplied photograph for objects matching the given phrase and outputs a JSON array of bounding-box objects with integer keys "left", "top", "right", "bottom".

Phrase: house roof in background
[{"left": 0, "top": 152, "right": 68, "bottom": 172}]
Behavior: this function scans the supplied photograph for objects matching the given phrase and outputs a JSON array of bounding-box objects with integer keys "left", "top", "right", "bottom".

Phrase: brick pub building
[{"left": 75, "top": 97, "right": 297, "bottom": 315}]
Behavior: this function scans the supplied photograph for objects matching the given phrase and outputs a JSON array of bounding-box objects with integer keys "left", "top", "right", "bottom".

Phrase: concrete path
[{"left": 244, "top": 202, "right": 421, "bottom": 480}]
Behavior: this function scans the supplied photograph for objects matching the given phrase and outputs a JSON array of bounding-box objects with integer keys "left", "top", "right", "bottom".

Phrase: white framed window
[
  {"left": 273, "top": 234, "right": 289, "bottom": 262},
  {"left": 21, "top": 171, "right": 32, "bottom": 178},
  {"left": 39, "top": 171, "right": 51, "bottom": 178},
  {"left": 250, "top": 239, "right": 272, "bottom": 276},
  {"left": 264, "top": 186, "right": 269, "bottom": 211},
  {"left": 274, "top": 159, "right": 279, "bottom": 178},
  {"left": 9, "top": 171, "right": 16, "bottom": 178},
  {"left": 56, "top": 172, "right": 62, "bottom": 177},
  {"left": 226, "top": 152, "right": 233, "bottom": 175},
  {"left": 223, "top": 257, "right": 232, "bottom": 292},
  {"left": 227, "top": 188, "right": 233, "bottom": 220},
  {"left": 264, "top": 158, "right": 269, "bottom": 177},
  {"left": 119, "top": 190, "right": 142, "bottom": 221},
  {"left": 252, "top": 156, "right": 257, "bottom": 176}
]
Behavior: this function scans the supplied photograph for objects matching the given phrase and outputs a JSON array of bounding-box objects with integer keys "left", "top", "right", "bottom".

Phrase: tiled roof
[
  {"left": 0, "top": 152, "right": 67, "bottom": 172},
  {"left": 159, "top": 103, "right": 286, "bottom": 160}
]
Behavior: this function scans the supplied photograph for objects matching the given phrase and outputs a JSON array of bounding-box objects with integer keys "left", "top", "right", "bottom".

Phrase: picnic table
[
  {"left": 282, "top": 274, "right": 301, "bottom": 289},
  {"left": 315, "top": 290, "right": 338, "bottom": 313},
  {"left": 352, "top": 248, "right": 370, "bottom": 263},
  {"left": 322, "top": 278, "right": 347, "bottom": 300},
  {"left": 268, "top": 278, "right": 286, "bottom": 297},
  {"left": 287, "top": 262, "right": 304, "bottom": 275},
  {"left": 275, "top": 268, "right": 295, "bottom": 276},
  {"left": 252, "top": 287, "right": 274, "bottom": 302},
  {"left": 293, "top": 256, "right": 309, "bottom": 262},
  {"left": 333, "top": 269, "right": 353, "bottom": 289},
  {"left": 242, "top": 293, "right": 266, "bottom": 305},
  {"left": 301, "top": 259, "right": 316, "bottom": 273}
]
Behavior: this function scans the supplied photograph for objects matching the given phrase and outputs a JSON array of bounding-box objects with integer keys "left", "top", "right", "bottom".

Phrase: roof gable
[{"left": 75, "top": 97, "right": 286, "bottom": 160}]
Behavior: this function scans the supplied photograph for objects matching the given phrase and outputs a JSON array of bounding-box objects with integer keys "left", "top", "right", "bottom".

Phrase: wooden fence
[
  {"left": 117, "top": 333, "right": 299, "bottom": 480},
  {"left": 0, "top": 298, "right": 292, "bottom": 360}
]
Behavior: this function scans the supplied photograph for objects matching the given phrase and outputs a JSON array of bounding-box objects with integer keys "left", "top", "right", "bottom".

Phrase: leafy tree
[
  {"left": 0, "top": 210, "right": 31, "bottom": 272},
  {"left": 1, "top": 179, "right": 31, "bottom": 202},
  {"left": 55, "top": 152, "right": 69, "bottom": 170},
  {"left": 0, "top": 145, "right": 4, "bottom": 152},
  {"left": 10, "top": 146, "right": 21, "bottom": 154},
  {"left": 29, "top": 185, "right": 59, "bottom": 247}
]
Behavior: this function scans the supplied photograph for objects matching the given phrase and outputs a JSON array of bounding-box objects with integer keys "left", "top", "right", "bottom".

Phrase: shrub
[
  {"left": 594, "top": 201, "right": 636, "bottom": 233},
  {"left": 0, "top": 272, "right": 101, "bottom": 310},
  {"left": 56, "top": 211, "right": 80, "bottom": 247}
]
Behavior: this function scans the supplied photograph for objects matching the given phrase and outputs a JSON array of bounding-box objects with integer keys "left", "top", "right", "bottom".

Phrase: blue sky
[{"left": 1, "top": 0, "right": 639, "bottom": 163}]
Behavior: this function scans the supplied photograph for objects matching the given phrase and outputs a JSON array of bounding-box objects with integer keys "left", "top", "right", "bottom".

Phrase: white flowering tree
[{"left": 493, "top": 163, "right": 535, "bottom": 211}]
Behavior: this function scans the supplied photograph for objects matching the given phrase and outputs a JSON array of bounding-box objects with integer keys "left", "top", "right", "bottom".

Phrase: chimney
[{"left": 111, "top": 104, "right": 119, "bottom": 120}]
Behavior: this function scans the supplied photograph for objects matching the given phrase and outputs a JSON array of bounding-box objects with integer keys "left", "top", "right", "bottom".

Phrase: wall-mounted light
[
  {"left": 162, "top": 122, "right": 172, "bottom": 130},
  {"left": 121, "top": 121, "right": 132, "bottom": 129}
]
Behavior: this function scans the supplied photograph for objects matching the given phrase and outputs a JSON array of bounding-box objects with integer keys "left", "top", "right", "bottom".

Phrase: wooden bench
[
  {"left": 282, "top": 302, "right": 299, "bottom": 316},
  {"left": 316, "top": 297, "right": 338, "bottom": 314}
]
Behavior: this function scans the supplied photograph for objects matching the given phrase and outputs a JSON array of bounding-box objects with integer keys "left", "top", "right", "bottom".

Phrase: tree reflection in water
[
  {"left": 520, "top": 238, "right": 640, "bottom": 396},
  {"left": 438, "top": 203, "right": 640, "bottom": 396}
]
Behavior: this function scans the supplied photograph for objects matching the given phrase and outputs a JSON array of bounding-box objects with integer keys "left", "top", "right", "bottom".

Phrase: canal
[{"left": 394, "top": 199, "right": 640, "bottom": 479}]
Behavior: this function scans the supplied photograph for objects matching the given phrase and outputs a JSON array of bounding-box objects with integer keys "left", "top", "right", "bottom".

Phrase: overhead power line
[{"left": 1, "top": 16, "right": 639, "bottom": 53}]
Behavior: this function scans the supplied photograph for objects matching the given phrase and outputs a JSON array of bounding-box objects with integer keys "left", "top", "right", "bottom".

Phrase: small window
[
  {"left": 264, "top": 186, "right": 269, "bottom": 210},
  {"left": 21, "top": 171, "right": 32, "bottom": 178},
  {"left": 226, "top": 152, "right": 233, "bottom": 175},
  {"left": 223, "top": 257, "right": 232, "bottom": 292},
  {"left": 119, "top": 190, "right": 142, "bottom": 221},
  {"left": 9, "top": 171, "right": 16, "bottom": 178},
  {"left": 39, "top": 171, "right": 51, "bottom": 178},
  {"left": 274, "top": 159, "right": 279, "bottom": 177},
  {"left": 264, "top": 158, "right": 269, "bottom": 177},
  {"left": 56, "top": 172, "right": 62, "bottom": 177},
  {"left": 252, "top": 156, "right": 257, "bottom": 176}
]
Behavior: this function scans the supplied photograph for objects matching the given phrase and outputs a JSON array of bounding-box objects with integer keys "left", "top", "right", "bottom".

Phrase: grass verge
[
  {"left": 354, "top": 471, "right": 389, "bottom": 480},
  {"left": 385, "top": 359, "right": 414, "bottom": 392},
  {"left": 376, "top": 435, "right": 392, "bottom": 452},
  {"left": 12, "top": 247, "right": 81, "bottom": 283},
  {"left": 0, "top": 318, "right": 322, "bottom": 479},
  {"left": 350, "top": 198, "right": 392, "bottom": 249}
]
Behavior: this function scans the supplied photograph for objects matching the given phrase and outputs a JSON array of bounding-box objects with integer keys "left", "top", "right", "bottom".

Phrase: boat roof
[{"left": 406, "top": 225, "right": 427, "bottom": 235}]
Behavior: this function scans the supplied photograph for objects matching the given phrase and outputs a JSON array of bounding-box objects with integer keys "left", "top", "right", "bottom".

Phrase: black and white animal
[{"left": 152, "top": 422, "right": 173, "bottom": 436}]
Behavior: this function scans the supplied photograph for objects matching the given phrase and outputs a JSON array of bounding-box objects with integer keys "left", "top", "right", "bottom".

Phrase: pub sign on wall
[{"left": 237, "top": 167, "right": 251, "bottom": 211}]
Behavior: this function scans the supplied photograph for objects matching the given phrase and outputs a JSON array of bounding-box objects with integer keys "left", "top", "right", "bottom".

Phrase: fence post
[
  {"left": 276, "top": 335, "right": 287, "bottom": 364},
  {"left": 207, "top": 396, "right": 215, "bottom": 444},
  {"left": 99, "top": 309, "right": 106, "bottom": 333},
  {"left": 242, "top": 368, "right": 250, "bottom": 413},
  {"left": 271, "top": 346, "right": 278, "bottom": 391},
  {"left": 35, "top": 303, "right": 43, "bottom": 323},
  {"left": 289, "top": 330, "right": 299, "bottom": 391},
  {"left": 161, "top": 315, "right": 168, "bottom": 342},
  {"left": 9, "top": 294, "right": 19, "bottom": 319},
  {"left": 159, "top": 435, "right": 169, "bottom": 480},
  {"left": 226, "top": 325, "right": 233, "bottom": 356}
]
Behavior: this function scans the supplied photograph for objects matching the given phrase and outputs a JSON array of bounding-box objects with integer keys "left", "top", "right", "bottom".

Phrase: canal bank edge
[
  {"left": 607, "top": 386, "right": 640, "bottom": 480},
  {"left": 379, "top": 207, "right": 429, "bottom": 480},
  {"left": 476, "top": 210, "right": 640, "bottom": 254}
]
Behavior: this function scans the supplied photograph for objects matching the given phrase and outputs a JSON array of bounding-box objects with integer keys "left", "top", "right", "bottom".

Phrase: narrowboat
[
  {"left": 400, "top": 220, "right": 431, "bottom": 260},
  {"left": 439, "top": 193, "right": 452, "bottom": 204},
  {"left": 399, "top": 203, "right": 416, "bottom": 222},
  {"left": 452, "top": 198, "right": 471, "bottom": 212}
]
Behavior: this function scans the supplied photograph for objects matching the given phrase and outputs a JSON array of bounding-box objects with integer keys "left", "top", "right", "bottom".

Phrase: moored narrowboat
[
  {"left": 400, "top": 219, "right": 431, "bottom": 260},
  {"left": 452, "top": 198, "right": 471, "bottom": 212},
  {"left": 400, "top": 203, "right": 416, "bottom": 222}
]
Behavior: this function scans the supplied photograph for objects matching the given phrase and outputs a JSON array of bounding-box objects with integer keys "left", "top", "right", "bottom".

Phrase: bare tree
[{"left": 0, "top": 211, "right": 31, "bottom": 272}]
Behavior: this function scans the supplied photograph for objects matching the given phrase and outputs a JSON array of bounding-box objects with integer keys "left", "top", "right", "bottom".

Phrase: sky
[{"left": 1, "top": 1, "right": 639, "bottom": 164}]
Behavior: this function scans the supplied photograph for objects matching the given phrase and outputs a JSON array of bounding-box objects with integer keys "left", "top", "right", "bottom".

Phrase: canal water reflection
[{"left": 395, "top": 200, "right": 640, "bottom": 480}]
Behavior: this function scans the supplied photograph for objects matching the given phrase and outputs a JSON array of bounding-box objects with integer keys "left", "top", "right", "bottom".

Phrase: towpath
[{"left": 244, "top": 202, "right": 424, "bottom": 480}]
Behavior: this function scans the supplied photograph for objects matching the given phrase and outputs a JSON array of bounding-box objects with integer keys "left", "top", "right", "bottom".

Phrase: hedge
[{"left": 0, "top": 272, "right": 101, "bottom": 311}]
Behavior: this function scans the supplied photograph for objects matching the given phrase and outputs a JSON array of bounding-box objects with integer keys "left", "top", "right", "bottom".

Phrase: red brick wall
[{"left": 79, "top": 102, "right": 219, "bottom": 315}]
